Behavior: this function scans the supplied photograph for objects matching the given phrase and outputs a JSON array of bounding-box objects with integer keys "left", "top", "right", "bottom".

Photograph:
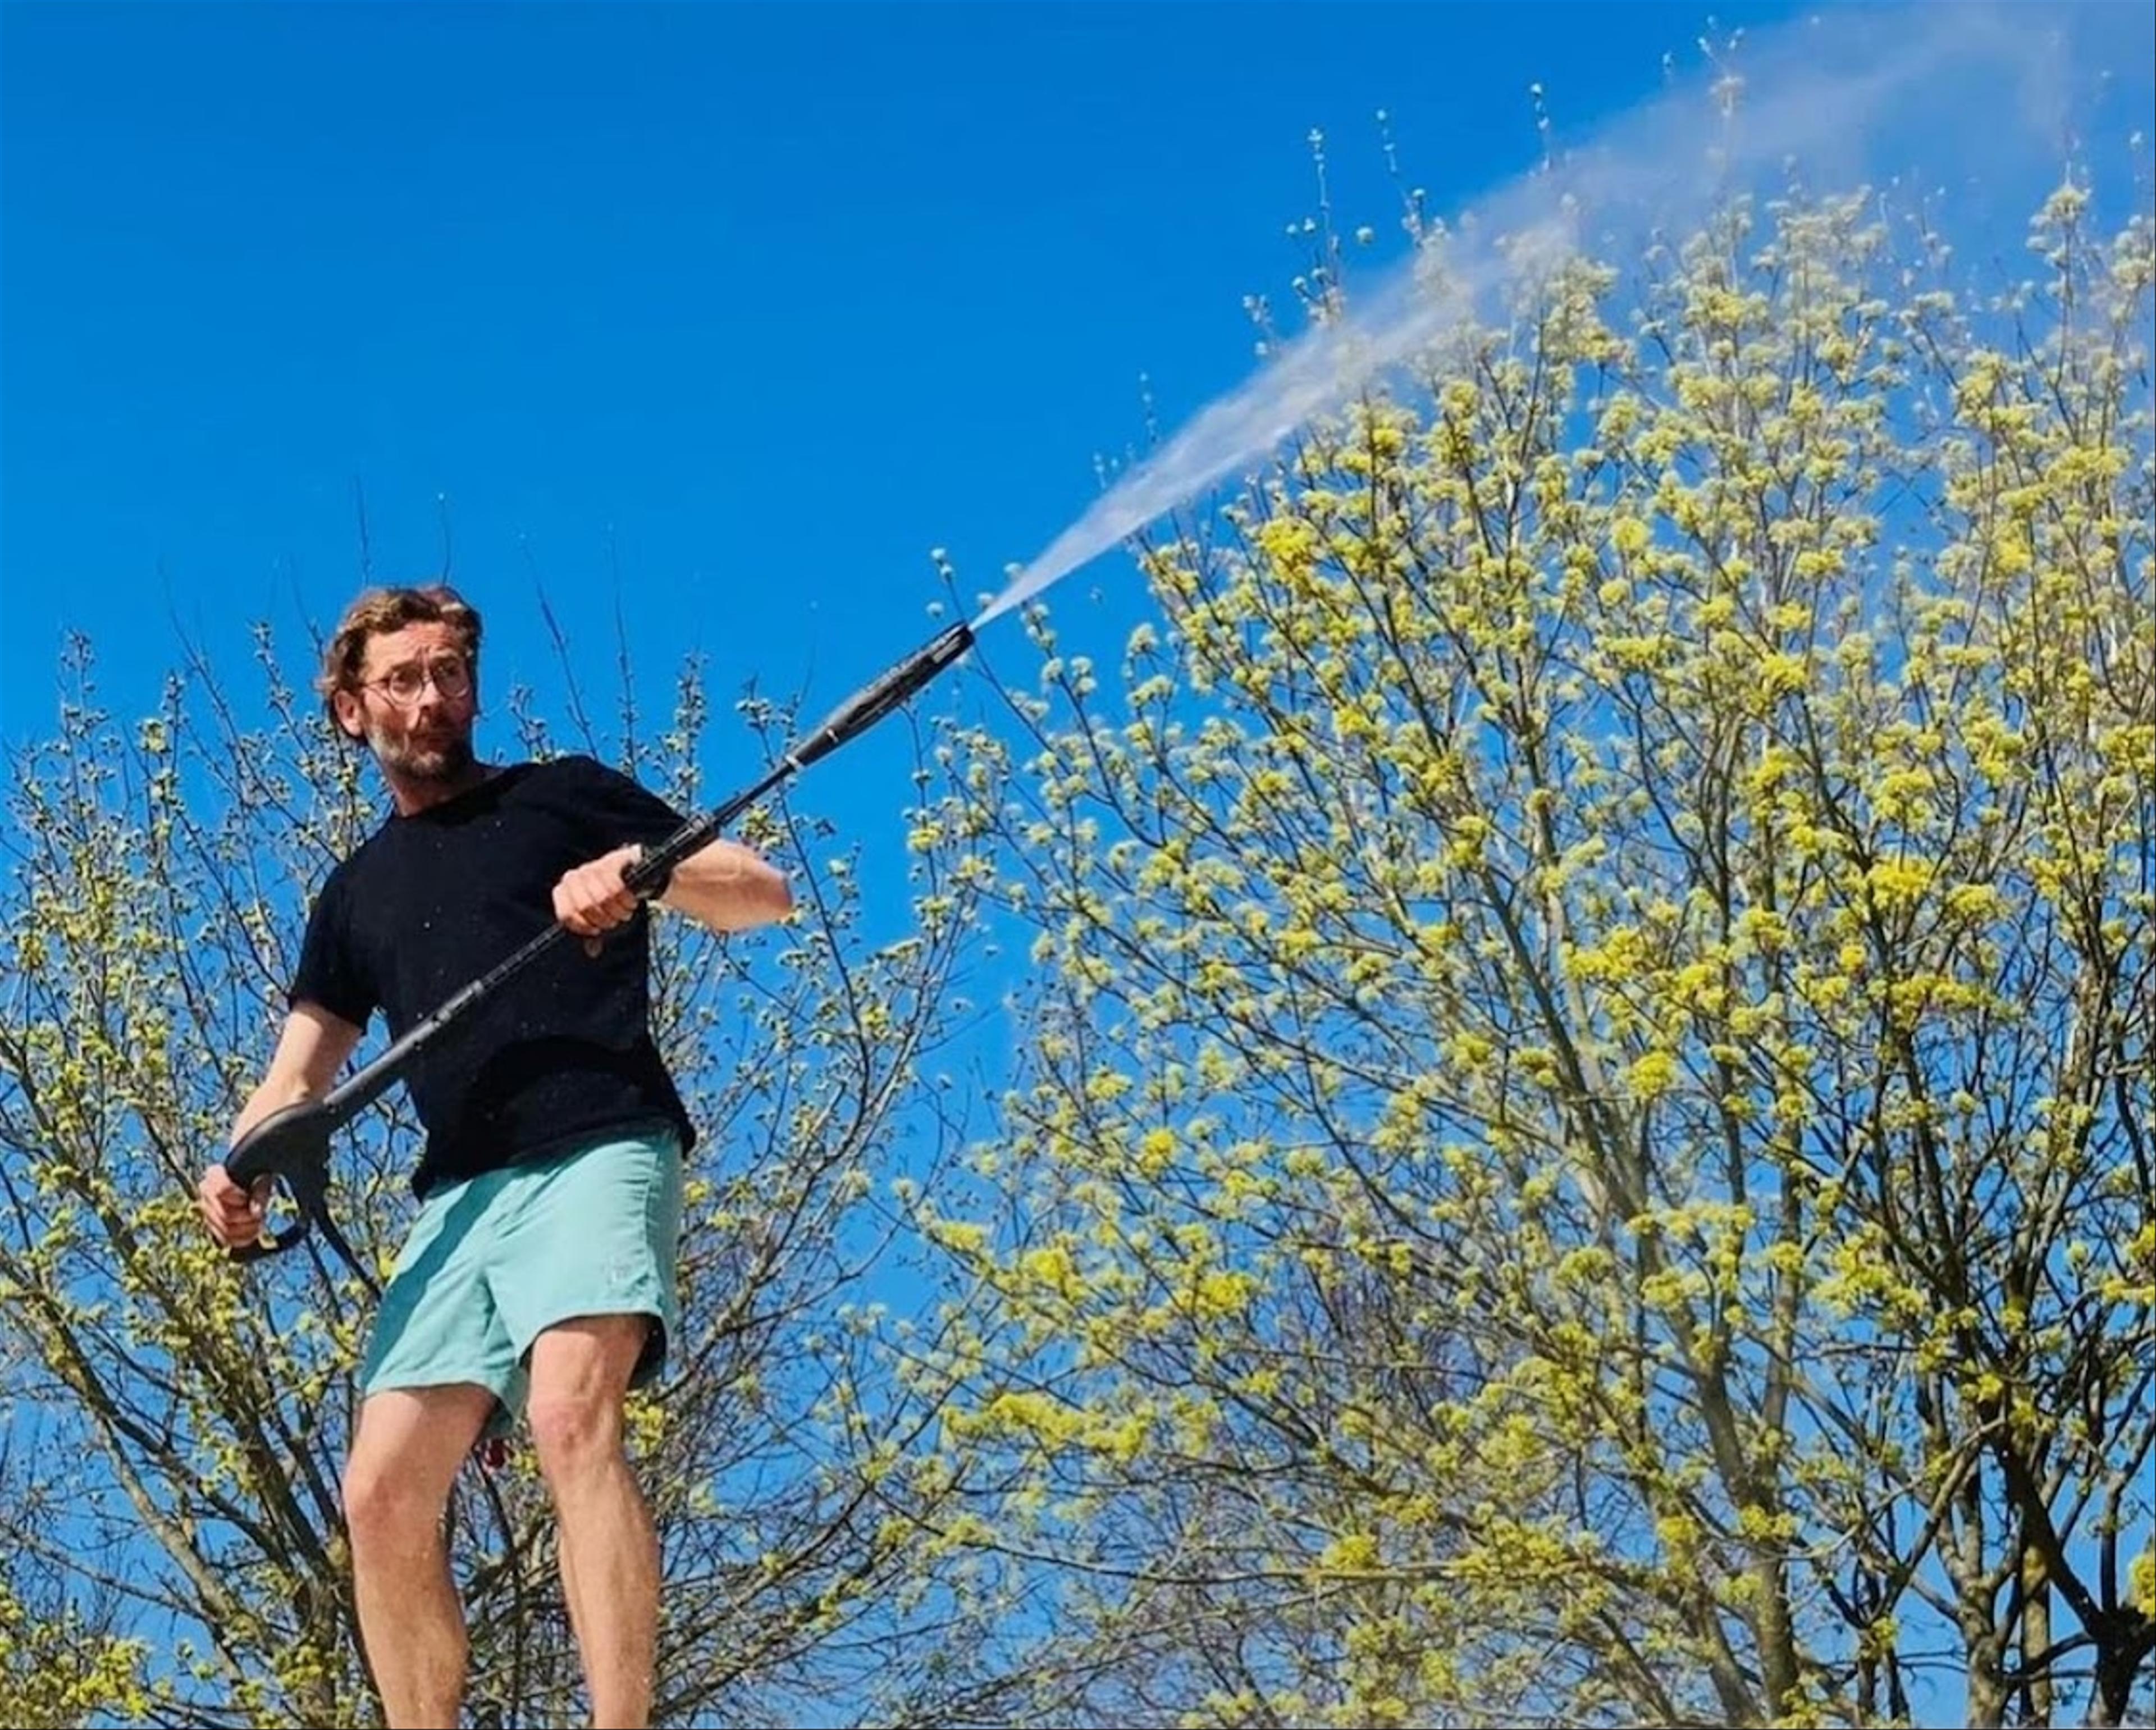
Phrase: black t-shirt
[{"left": 291, "top": 755, "right": 697, "bottom": 1199}]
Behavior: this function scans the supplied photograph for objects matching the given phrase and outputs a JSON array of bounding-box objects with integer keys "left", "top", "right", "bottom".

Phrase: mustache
[{"left": 372, "top": 723, "right": 474, "bottom": 773}]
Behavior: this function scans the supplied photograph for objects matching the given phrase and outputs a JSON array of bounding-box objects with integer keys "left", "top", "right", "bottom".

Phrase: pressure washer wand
[
  {"left": 789, "top": 617, "right": 975, "bottom": 768},
  {"left": 624, "top": 617, "right": 975, "bottom": 897},
  {"left": 223, "top": 619, "right": 975, "bottom": 1258}
]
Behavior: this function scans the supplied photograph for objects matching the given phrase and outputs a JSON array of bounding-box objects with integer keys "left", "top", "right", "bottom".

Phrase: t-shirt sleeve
[
  {"left": 288, "top": 867, "right": 376, "bottom": 1028},
  {"left": 561, "top": 755, "right": 691, "bottom": 850}
]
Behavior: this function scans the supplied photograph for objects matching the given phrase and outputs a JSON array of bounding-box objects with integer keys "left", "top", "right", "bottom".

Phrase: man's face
[{"left": 334, "top": 621, "right": 479, "bottom": 785}]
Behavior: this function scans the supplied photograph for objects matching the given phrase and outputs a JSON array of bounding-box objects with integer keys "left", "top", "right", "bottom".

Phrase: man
[{"left": 197, "top": 582, "right": 791, "bottom": 1730}]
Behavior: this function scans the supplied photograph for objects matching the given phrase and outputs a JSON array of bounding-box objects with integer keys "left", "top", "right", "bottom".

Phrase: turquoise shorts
[{"left": 358, "top": 1127, "right": 684, "bottom": 1433}]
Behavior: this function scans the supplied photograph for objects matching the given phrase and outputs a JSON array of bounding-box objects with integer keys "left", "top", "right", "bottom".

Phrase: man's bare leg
[
  {"left": 527, "top": 1314, "right": 659, "bottom": 1729},
  {"left": 342, "top": 1383, "right": 497, "bottom": 1728}
]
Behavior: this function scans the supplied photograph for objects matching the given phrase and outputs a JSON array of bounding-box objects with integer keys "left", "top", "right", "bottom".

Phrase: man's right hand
[
  {"left": 198, "top": 1162, "right": 270, "bottom": 1249},
  {"left": 209, "top": 1003, "right": 367, "bottom": 1251}
]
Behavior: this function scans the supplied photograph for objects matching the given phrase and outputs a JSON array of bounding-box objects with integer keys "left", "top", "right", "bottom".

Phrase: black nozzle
[{"left": 788, "top": 621, "right": 974, "bottom": 768}]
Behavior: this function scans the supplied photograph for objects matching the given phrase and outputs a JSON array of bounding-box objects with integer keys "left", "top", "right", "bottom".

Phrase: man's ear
[{"left": 331, "top": 688, "right": 366, "bottom": 740}]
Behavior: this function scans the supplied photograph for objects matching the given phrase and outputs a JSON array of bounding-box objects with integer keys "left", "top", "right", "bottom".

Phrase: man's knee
[
  {"left": 525, "top": 1314, "right": 650, "bottom": 1477},
  {"left": 342, "top": 1385, "right": 495, "bottom": 1551},
  {"left": 342, "top": 1450, "right": 444, "bottom": 1551},
  {"left": 527, "top": 1385, "right": 623, "bottom": 1477}
]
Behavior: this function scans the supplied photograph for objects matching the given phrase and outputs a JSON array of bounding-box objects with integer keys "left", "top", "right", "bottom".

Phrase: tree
[
  {"left": 0, "top": 624, "right": 1013, "bottom": 1726},
  {"left": 906, "top": 172, "right": 2155, "bottom": 1727},
  {"left": 0, "top": 1355, "right": 153, "bottom": 1726}
]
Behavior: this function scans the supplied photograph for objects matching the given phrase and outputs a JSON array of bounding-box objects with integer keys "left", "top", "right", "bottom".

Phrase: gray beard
[{"left": 372, "top": 725, "right": 477, "bottom": 786}]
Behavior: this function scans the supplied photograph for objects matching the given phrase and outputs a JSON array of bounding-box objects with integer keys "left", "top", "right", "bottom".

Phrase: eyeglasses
[{"left": 357, "top": 652, "right": 474, "bottom": 706}]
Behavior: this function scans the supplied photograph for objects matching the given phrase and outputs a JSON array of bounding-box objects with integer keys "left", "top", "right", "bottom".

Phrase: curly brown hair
[{"left": 316, "top": 583, "right": 483, "bottom": 728}]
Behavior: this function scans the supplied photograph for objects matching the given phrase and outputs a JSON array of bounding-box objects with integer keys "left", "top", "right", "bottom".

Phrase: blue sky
[{"left": 2, "top": 0, "right": 1846, "bottom": 787}]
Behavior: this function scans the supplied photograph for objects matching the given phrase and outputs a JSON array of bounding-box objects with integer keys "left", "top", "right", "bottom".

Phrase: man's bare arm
[
  {"left": 654, "top": 836, "right": 792, "bottom": 933},
  {"left": 554, "top": 838, "right": 792, "bottom": 940}
]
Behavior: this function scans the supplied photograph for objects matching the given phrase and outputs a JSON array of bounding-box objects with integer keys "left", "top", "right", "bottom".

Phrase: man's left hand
[{"left": 554, "top": 845, "right": 643, "bottom": 952}]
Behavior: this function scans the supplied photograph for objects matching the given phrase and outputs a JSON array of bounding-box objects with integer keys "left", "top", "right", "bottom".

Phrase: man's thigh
[
  {"left": 359, "top": 1171, "right": 523, "bottom": 1415},
  {"left": 488, "top": 1129, "right": 684, "bottom": 1391},
  {"left": 346, "top": 1383, "right": 499, "bottom": 1512}
]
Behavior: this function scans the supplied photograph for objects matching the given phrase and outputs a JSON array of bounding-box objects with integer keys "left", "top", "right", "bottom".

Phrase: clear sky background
[
  {"left": 3, "top": 0, "right": 1864, "bottom": 786},
  {"left": 8, "top": 0, "right": 2149, "bottom": 818}
]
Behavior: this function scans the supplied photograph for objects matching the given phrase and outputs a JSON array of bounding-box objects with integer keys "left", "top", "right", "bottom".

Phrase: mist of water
[{"left": 970, "top": 2, "right": 2138, "bottom": 633}]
